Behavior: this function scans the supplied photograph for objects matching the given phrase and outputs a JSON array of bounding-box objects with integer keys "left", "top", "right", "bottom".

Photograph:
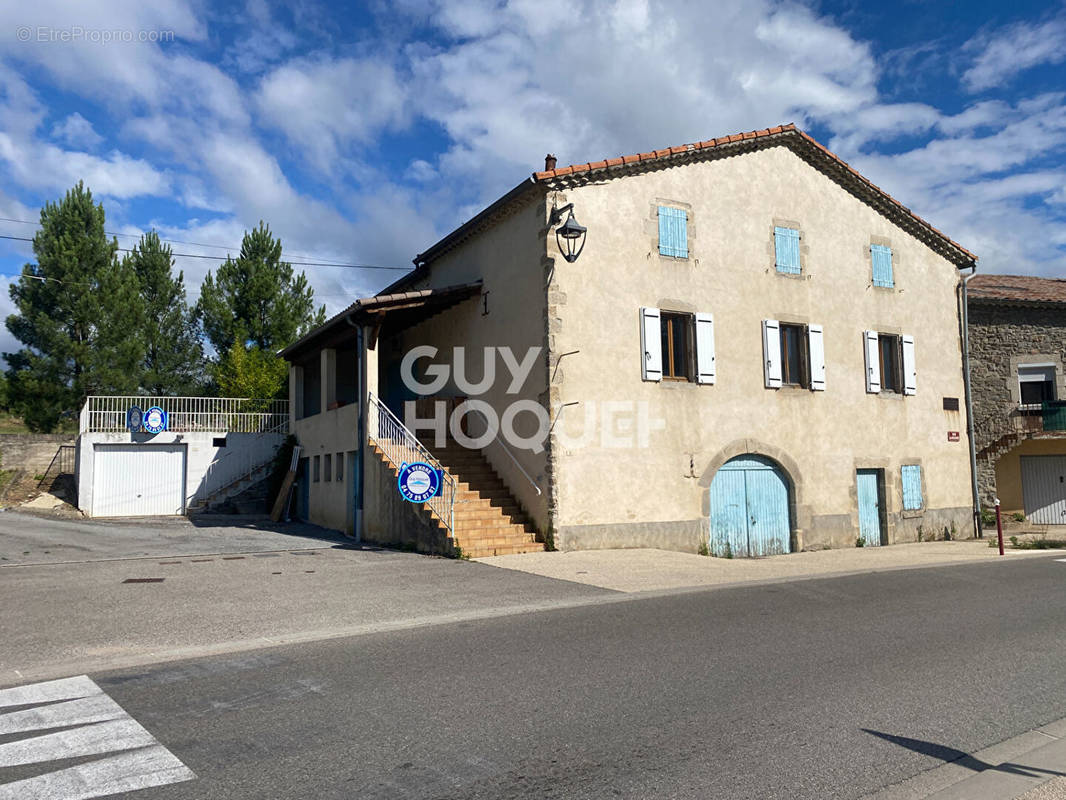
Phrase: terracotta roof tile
[
  {"left": 605, "top": 157, "right": 623, "bottom": 167},
  {"left": 968, "top": 274, "right": 1066, "bottom": 304}
]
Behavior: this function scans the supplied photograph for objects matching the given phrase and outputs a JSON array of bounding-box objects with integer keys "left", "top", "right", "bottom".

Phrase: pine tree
[
  {"left": 4, "top": 183, "right": 145, "bottom": 431},
  {"left": 125, "top": 232, "right": 204, "bottom": 395},
  {"left": 196, "top": 222, "right": 325, "bottom": 355}
]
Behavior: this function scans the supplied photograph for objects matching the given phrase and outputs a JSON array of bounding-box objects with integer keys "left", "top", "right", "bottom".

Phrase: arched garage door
[{"left": 709, "top": 455, "right": 791, "bottom": 557}]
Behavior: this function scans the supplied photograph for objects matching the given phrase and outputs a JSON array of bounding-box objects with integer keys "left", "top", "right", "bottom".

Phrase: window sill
[
  {"left": 901, "top": 508, "right": 925, "bottom": 519},
  {"left": 775, "top": 269, "right": 804, "bottom": 280},
  {"left": 872, "top": 284, "right": 897, "bottom": 291}
]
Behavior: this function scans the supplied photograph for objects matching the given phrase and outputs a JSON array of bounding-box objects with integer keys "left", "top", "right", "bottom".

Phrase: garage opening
[
  {"left": 709, "top": 454, "right": 792, "bottom": 557},
  {"left": 92, "top": 444, "right": 187, "bottom": 517}
]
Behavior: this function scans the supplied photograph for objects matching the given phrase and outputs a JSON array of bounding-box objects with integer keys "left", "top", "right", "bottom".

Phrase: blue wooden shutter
[
  {"left": 658, "top": 206, "right": 688, "bottom": 258},
  {"left": 871, "top": 244, "right": 894, "bottom": 287},
  {"left": 774, "top": 227, "right": 801, "bottom": 274},
  {"left": 901, "top": 465, "right": 923, "bottom": 510}
]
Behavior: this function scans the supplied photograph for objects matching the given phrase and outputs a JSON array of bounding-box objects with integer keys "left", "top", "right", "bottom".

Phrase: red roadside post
[{"left": 995, "top": 498, "right": 1004, "bottom": 556}]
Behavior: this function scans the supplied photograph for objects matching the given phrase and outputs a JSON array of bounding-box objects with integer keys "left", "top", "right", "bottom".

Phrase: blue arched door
[{"left": 709, "top": 455, "right": 791, "bottom": 557}]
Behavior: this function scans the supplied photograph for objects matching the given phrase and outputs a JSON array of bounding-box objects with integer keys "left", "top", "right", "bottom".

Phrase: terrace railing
[{"left": 81, "top": 396, "right": 289, "bottom": 435}]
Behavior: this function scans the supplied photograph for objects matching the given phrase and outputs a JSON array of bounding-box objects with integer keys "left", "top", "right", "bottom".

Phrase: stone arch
[{"left": 699, "top": 439, "right": 807, "bottom": 550}]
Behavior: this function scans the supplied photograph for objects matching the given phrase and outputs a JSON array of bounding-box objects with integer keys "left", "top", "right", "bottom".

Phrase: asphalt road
[{"left": 7, "top": 555, "right": 1065, "bottom": 799}]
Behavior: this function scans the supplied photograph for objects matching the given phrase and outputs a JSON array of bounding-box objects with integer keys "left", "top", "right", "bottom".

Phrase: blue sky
[{"left": 0, "top": 0, "right": 1063, "bottom": 358}]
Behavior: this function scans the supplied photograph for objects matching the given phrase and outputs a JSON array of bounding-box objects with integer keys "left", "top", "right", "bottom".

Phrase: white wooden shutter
[
  {"left": 902, "top": 334, "right": 916, "bottom": 395},
  {"left": 808, "top": 324, "right": 826, "bottom": 391},
  {"left": 864, "top": 330, "right": 881, "bottom": 393},
  {"left": 640, "top": 307, "right": 662, "bottom": 381},
  {"left": 763, "top": 319, "right": 782, "bottom": 388},
  {"left": 695, "top": 312, "right": 716, "bottom": 385}
]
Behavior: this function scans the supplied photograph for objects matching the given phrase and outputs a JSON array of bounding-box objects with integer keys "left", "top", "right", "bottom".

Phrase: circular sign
[
  {"left": 143, "top": 406, "right": 168, "bottom": 434},
  {"left": 126, "top": 405, "right": 143, "bottom": 432},
  {"left": 397, "top": 462, "right": 441, "bottom": 503}
]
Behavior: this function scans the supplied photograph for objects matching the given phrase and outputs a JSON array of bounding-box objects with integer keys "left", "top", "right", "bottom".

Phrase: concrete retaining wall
[{"left": 0, "top": 434, "right": 75, "bottom": 473}]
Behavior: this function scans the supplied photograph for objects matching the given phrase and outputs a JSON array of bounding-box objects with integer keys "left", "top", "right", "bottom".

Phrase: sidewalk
[
  {"left": 865, "top": 715, "right": 1066, "bottom": 799},
  {"left": 476, "top": 540, "right": 1062, "bottom": 593}
]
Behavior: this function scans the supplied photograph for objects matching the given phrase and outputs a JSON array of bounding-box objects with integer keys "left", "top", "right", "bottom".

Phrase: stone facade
[{"left": 968, "top": 300, "right": 1066, "bottom": 510}]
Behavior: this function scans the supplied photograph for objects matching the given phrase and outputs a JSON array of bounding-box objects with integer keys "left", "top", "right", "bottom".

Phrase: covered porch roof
[{"left": 280, "top": 280, "right": 483, "bottom": 361}]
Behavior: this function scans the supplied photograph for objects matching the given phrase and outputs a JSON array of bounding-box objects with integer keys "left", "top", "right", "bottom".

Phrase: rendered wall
[
  {"left": 546, "top": 143, "right": 974, "bottom": 551},
  {"left": 292, "top": 401, "right": 360, "bottom": 533},
  {"left": 77, "top": 430, "right": 283, "bottom": 516},
  {"left": 382, "top": 193, "right": 553, "bottom": 531}
]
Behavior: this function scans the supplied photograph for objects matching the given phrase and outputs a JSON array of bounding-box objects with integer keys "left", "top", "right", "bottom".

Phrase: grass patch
[{"left": 1011, "top": 539, "right": 1066, "bottom": 550}]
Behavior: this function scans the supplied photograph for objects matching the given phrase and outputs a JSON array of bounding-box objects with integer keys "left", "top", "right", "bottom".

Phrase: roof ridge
[{"left": 532, "top": 123, "right": 976, "bottom": 265}]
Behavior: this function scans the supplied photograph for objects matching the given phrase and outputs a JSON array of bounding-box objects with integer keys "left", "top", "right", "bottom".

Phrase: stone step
[{"left": 463, "top": 542, "right": 543, "bottom": 557}]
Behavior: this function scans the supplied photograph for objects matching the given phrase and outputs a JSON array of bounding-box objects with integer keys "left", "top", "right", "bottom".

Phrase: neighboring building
[
  {"left": 75, "top": 396, "right": 288, "bottom": 517},
  {"left": 968, "top": 275, "right": 1066, "bottom": 523},
  {"left": 283, "top": 123, "right": 978, "bottom": 556}
]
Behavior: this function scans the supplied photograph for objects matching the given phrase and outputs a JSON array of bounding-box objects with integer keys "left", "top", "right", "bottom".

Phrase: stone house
[
  {"left": 968, "top": 275, "right": 1066, "bottom": 523},
  {"left": 282, "top": 123, "right": 978, "bottom": 556}
]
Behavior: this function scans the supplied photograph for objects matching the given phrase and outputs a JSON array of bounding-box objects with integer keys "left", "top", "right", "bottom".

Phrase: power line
[
  {"left": 0, "top": 233, "right": 411, "bottom": 271},
  {"left": 0, "top": 215, "right": 381, "bottom": 265}
]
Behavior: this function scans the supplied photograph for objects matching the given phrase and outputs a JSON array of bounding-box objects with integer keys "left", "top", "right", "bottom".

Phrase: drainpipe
[
  {"left": 346, "top": 314, "right": 364, "bottom": 541},
  {"left": 959, "top": 263, "right": 980, "bottom": 537}
]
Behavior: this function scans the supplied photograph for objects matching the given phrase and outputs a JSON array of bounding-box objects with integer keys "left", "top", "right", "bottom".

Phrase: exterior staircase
[
  {"left": 427, "top": 438, "right": 543, "bottom": 558},
  {"left": 187, "top": 460, "right": 274, "bottom": 514}
]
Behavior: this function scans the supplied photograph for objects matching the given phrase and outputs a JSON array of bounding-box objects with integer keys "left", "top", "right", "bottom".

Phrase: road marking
[
  {"left": 0, "top": 675, "right": 194, "bottom": 799},
  {"left": 1055, "top": 558, "right": 1066, "bottom": 563}
]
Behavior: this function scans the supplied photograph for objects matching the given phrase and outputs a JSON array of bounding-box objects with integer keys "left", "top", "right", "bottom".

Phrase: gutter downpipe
[
  {"left": 346, "top": 313, "right": 364, "bottom": 541},
  {"left": 960, "top": 262, "right": 980, "bottom": 538}
]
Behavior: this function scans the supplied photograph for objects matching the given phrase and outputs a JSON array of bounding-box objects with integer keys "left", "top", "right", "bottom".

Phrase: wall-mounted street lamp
[{"left": 549, "top": 202, "right": 587, "bottom": 263}]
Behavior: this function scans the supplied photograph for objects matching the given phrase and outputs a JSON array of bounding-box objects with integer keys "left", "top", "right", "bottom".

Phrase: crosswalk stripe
[
  {"left": 0, "top": 719, "right": 157, "bottom": 768},
  {"left": 0, "top": 744, "right": 195, "bottom": 800},
  {"left": 0, "top": 676, "right": 98, "bottom": 710},
  {"left": 0, "top": 676, "right": 195, "bottom": 799},
  {"left": 0, "top": 695, "right": 126, "bottom": 736}
]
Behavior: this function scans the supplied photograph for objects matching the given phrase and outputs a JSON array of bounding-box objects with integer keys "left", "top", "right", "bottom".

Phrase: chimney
[{"left": 544, "top": 153, "right": 557, "bottom": 171}]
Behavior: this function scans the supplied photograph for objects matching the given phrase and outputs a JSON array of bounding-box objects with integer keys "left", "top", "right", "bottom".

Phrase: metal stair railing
[
  {"left": 36, "top": 444, "right": 75, "bottom": 490},
  {"left": 367, "top": 392, "right": 456, "bottom": 534}
]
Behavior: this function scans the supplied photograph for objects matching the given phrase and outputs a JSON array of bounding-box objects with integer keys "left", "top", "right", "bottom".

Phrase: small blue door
[
  {"left": 856, "top": 469, "right": 884, "bottom": 546},
  {"left": 710, "top": 455, "right": 791, "bottom": 557}
]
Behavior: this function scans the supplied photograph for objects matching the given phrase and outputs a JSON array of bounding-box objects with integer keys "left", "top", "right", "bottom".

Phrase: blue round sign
[
  {"left": 143, "top": 406, "right": 168, "bottom": 434},
  {"left": 126, "top": 405, "right": 143, "bottom": 432},
  {"left": 397, "top": 462, "right": 441, "bottom": 503}
]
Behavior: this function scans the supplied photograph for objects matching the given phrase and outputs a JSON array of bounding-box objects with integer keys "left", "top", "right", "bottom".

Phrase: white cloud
[
  {"left": 255, "top": 56, "right": 410, "bottom": 171},
  {"left": 51, "top": 112, "right": 103, "bottom": 148},
  {"left": 962, "top": 14, "right": 1066, "bottom": 92},
  {"left": 405, "top": 0, "right": 877, "bottom": 202}
]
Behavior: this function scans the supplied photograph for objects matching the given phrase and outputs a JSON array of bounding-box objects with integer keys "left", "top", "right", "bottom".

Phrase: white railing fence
[
  {"left": 367, "top": 392, "right": 456, "bottom": 533},
  {"left": 82, "top": 396, "right": 289, "bottom": 434}
]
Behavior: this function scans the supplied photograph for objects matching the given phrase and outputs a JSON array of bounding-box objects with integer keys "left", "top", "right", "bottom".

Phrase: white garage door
[
  {"left": 1021, "top": 455, "right": 1066, "bottom": 525},
  {"left": 92, "top": 444, "right": 186, "bottom": 517}
]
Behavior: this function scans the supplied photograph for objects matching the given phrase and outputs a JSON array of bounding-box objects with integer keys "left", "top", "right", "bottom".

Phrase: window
[
  {"left": 864, "top": 331, "right": 915, "bottom": 395},
  {"left": 1019, "top": 365, "right": 1056, "bottom": 406},
  {"left": 774, "top": 227, "right": 801, "bottom": 274},
  {"left": 313, "top": 455, "right": 320, "bottom": 482},
  {"left": 640, "top": 307, "right": 715, "bottom": 384},
  {"left": 763, "top": 320, "right": 825, "bottom": 391},
  {"left": 336, "top": 453, "right": 344, "bottom": 482},
  {"left": 324, "top": 454, "right": 332, "bottom": 482},
  {"left": 901, "top": 465, "right": 923, "bottom": 510},
  {"left": 879, "top": 334, "right": 901, "bottom": 393},
  {"left": 660, "top": 311, "right": 692, "bottom": 380},
  {"left": 658, "top": 206, "right": 688, "bottom": 258},
  {"left": 780, "top": 323, "right": 809, "bottom": 387},
  {"left": 871, "top": 244, "right": 894, "bottom": 288}
]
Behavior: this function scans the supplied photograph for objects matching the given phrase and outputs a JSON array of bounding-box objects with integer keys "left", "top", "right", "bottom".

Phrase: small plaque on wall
[
  {"left": 943, "top": 397, "right": 960, "bottom": 411},
  {"left": 948, "top": 431, "right": 961, "bottom": 442}
]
